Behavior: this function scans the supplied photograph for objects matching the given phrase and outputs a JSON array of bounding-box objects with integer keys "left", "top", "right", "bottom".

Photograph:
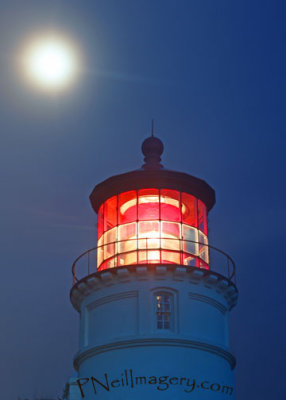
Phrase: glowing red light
[{"left": 97, "top": 189, "right": 209, "bottom": 271}]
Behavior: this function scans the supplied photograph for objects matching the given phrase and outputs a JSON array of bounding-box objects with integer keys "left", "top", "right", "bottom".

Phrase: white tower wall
[{"left": 70, "top": 265, "right": 237, "bottom": 399}]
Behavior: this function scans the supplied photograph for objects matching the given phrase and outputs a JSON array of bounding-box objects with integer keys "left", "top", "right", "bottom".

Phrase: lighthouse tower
[{"left": 67, "top": 135, "right": 238, "bottom": 400}]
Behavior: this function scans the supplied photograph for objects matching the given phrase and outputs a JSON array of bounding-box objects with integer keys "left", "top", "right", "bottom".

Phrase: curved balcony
[{"left": 72, "top": 238, "right": 236, "bottom": 286}]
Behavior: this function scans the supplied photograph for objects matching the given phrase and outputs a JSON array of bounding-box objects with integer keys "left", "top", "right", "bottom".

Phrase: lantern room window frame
[{"left": 97, "top": 189, "right": 209, "bottom": 271}]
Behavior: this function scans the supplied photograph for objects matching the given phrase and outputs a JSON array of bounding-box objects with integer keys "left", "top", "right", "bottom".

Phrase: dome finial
[{"left": 141, "top": 122, "right": 164, "bottom": 170}]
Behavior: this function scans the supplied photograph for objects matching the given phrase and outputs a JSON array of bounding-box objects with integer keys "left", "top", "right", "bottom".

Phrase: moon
[{"left": 22, "top": 35, "right": 79, "bottom": 91}]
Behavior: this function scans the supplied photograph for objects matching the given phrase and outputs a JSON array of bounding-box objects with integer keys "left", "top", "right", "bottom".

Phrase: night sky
[{"left": 0, "top": 1, "right": 285, "bottom": 399}]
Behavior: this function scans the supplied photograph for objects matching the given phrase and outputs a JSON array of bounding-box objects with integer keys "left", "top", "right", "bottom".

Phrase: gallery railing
[{"left": 72, "top": 238, "right": 236, "bottom": 285}]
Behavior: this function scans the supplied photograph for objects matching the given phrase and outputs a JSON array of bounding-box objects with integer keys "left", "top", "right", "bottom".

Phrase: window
[{"left": 155, "top": 292, "right": 173, "bottom": 330}]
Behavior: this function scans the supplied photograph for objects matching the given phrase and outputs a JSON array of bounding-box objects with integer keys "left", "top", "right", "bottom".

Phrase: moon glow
[{"left": 23, "top": 35, "right": 78, "bottom": 91}]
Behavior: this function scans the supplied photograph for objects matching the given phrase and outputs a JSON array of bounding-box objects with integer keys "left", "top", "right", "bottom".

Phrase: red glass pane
[
  {"left": 118, "top": 251, "right": 137, "bottom": 266},
  {"left": 182, "top": 253, "right": 200, "bottom": 267},
  {"left": 104, "top": 242, "right": 116, "bottom": 261},
  {"left": 118, "top": 222, "right": 137, "bottom": 241},
  {"left": 119, "top": 191, "right": 137, "bottom": 224},
  {"left": 198, "top": 200, "right": 208, "bottom": 235},
  {"left": 199, "top": 260, "right": 209, "bottom": 269},
  {"left": 138, "top": 220, "right": 159, "bottom": 237},
  {"left": 161, "top": 221, "right": 180, "bottom": 238},
  {"left": 198, "top": 231, "right": 209, "bottom": 264},
  {"left": 97, "top": 245, "right": 104, "bottom": 267},
  {"left": 104, "top": 196, "right": 117, "bottom": 232},
  {"left": 138, "top": 250, "right": 147, "bottom": 264},
  {"left": 98, "top": 260, "right": 108, "bottom": 271},
  {"left": 138, "top": 189, "right": 159, "bottom": 220},
  {"left": 97, "top": 203, "right": 104, "bottom": 239},
  {"left": 138, "top": 250, "right": 160, "bottom": 264},
  {"left": 161, "top": 238, "right": 180, "bottom": 251},
  {"left": 160, "top": 189, "right": 180, "bottom": 221},
  {"left": 98, "top": 257, "right": 117, "bottom": 271},
  {"left": 118, "top": 223, "right": 137, "bottom": 254},
  {"left": 182, "top": 193, "right": 197, "bottom": 227},
  {"left": 161, "top": 250, "right": 180, "bottom": 264}
]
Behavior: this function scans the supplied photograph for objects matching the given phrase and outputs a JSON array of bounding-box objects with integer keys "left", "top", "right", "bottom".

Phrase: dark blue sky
[{"left": 0, "top": 1, "right": 285, "bottom": 398}]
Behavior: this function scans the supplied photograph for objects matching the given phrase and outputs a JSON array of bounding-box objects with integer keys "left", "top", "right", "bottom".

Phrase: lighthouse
[{"left": 66, "top": 134, "right": 238, "bottom": 399}]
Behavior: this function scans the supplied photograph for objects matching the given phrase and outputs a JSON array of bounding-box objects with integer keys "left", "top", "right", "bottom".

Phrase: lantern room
[
  {"left": 90, "top": 136, "right": 215, "bottom": 272},
  {"left": 97, "top": 189, "right": 208, "bottom": 270}
]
